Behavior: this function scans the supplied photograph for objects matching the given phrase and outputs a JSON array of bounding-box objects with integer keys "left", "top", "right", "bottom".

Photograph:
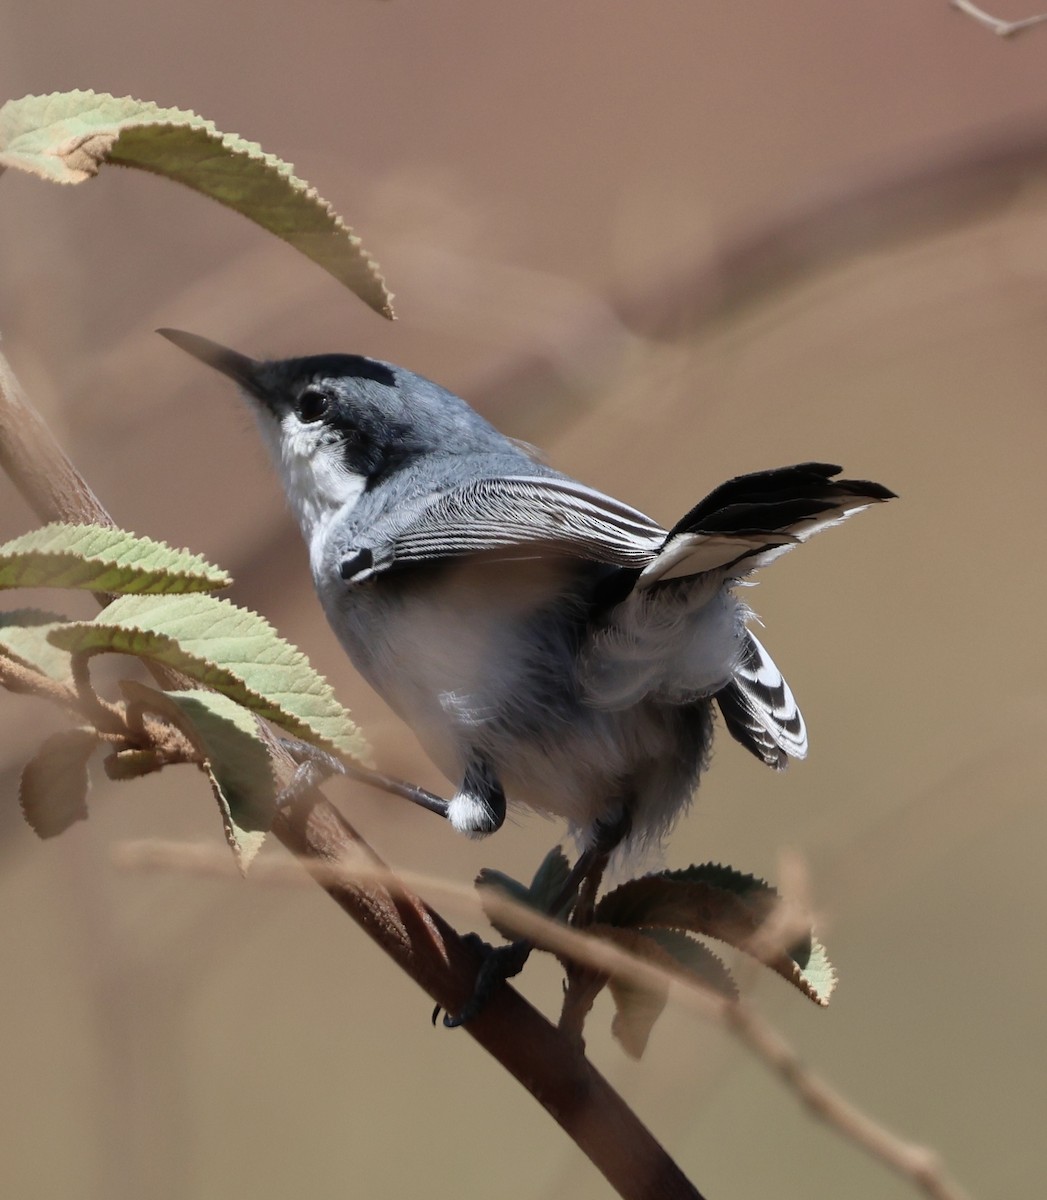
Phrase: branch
[
  {"left": 114, "top": 839, "right": 975, "bottom": 1200},
  {"left": 0, "top": 344, "right": 702, "bottom": 1200},
  {"left": 612, "top": 121, "right": 1047, "bottom": 340},
  {"left": 951, "top": 0, "right": 1047, "bottom": 36}
]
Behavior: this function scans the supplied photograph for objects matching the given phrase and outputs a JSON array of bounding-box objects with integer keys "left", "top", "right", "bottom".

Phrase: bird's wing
[
  {"left": 342, "top": 475, "right": 667, "bottom": 581},
  {"left": 716, "top": 632, "right": 808, "bottom": 768}
]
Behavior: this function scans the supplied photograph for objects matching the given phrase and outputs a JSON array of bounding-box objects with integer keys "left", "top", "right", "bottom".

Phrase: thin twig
[
  {"left": 0, "top": 653, "right": 79, "bottom": 709},
  {"left": 951, "top": 0, "right": 1047, "bottom": 36}
]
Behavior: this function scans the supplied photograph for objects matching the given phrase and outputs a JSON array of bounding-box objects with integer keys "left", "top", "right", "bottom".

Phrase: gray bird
[{"left": 160, "top": 330, "right": 894, "bottom": 865}]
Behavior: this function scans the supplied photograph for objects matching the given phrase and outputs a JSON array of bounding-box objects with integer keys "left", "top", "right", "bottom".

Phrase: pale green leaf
[
  {"left": 121, "top": 681, "right": 276, "bottom": 872},
  {"left": 789, "top": 939, "right": 836, "bottom": 1006},
  {"left": 0, "top": 523, "right": 231, "bottom": 594},
  {"left": 0, "top": 609, "right": 73, "bottom": 679},
  {"left": 20, "top": 728, "right": 98, "bottom": 838},
  {"left": 48, "top": 593, "right": 369, "bottom": 761},
  {"left": 0, "top": 91, "right": 393, "bottom": 318}
]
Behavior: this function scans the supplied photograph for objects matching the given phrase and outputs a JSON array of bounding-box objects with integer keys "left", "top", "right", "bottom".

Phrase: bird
[{"left": 160, "top": 329, "right": 894, "bottom": 870}]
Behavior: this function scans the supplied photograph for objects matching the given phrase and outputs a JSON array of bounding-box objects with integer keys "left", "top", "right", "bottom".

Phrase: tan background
[{"left": 1, "top": 3, "right": 1045, "bottom": 1198}]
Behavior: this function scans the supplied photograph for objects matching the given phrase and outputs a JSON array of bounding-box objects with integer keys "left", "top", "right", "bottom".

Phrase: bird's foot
[
  {"left": 437, "top": 934, "right": 533, "bottom": 1028},
  {"left": 274, "top": 738, "right": 345, "bottom": 808}
]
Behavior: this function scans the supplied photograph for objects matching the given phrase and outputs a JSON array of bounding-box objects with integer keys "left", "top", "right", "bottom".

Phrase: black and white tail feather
[
  {"left": 716, "top": 632, "right": 807, "bottom": 770},
  {"left": 638, "top": 460, "right": 893, "bottom": 769}
]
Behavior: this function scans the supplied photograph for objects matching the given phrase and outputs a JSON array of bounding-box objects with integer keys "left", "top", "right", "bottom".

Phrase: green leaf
[
  {"left": 597, "top": 866, "right": 835, "bottom": 1006},
  {"left": 476, "top": 869, "right": 536, "bottom": 942},
  {"left": 786, "top": 938, "right": 836, "bottom": 1006},
  {"left": 0, "top": 91, "right": 393, "bottom": 318},
  {"left": 588, "top": 925, "right": 672, "bottom": 1059},
  {"left": 661, "top": 863, "right": 814, "bottom": 961},
  {"left": 20, "top": 728, "right": 98, "bottom": 838},
  {"left": 0, "top": 523, "right": 231, "bottom": 594},
  {"left": 47, "top": 592, "right": 370, "bottom": 762},
  {"left": 640, "top": 929, "right": 739, "bottom": 1002},
  {"left": 476, "top": 846, "right": 573, "bottom": 941},
  {"left": 527, "top": 846, "right": 573, "bottom": 914},
  {"left": 121, "top": 681, "right": 276, "bottom": 872},
  {"left": 0, "top": 609, "right": 73, "bottom": 679}
]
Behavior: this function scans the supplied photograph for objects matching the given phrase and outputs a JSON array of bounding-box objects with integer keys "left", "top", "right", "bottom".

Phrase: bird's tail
[
  {"left": 636, "top": 462, "right": 895, "bottom": 590},
  {"left": 716, "top": 631, "right": 807, "bottom": 769}
]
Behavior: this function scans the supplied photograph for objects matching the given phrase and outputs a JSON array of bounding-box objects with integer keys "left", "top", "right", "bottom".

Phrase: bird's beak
[{"left": 157, "top": 329, "right": 267, "bottom": 397}]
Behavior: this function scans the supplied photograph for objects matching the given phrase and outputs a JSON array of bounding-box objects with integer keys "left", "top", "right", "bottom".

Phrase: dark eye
[{"left": 296, "top": 387, "right": 330, "bottom": 423}]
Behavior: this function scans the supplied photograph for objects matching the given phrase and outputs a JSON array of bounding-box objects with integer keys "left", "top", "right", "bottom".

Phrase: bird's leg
[
  {"left": 446, "top": 755, "right": 506, "bottom": 836},
  {"left": 551, "top": 807, "right": 633, "bottom": 925},
  {"left": 274, "top": 737, "right": 450, "bottom": 819},
  {"left": 441, "top": 808, "right": 632, "bottom": 1028}
]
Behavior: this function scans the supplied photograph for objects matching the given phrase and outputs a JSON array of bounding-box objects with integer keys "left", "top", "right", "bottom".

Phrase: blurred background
[{"left": 1, "top": 3, "right": 1045, "bottom": 1197}]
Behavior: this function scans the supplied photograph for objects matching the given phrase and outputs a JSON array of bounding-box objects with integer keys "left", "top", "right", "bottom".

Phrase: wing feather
[{"left": 349, "top": 475, "right": 666, "bottom": 580}]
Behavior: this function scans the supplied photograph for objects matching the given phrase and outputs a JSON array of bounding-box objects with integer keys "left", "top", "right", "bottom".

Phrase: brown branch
[
  {"left": 0, "top": 653, "right": 80, "bottom": 709},
  {"left": 0, "top": 345, "right": 702, "bottom": 1200},
  {"left": 612, "top": 120, "right": 1047, "bottom": 341},
  {"left": 0, "top": 350, "right": 112, "bottom": 526},
  {"left": 951, "top": 0, "right": 1047, "bottom": 36}
]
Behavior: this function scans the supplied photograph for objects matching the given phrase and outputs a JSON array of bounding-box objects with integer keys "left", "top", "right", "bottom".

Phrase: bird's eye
[{"left": 297, "top": 387, "right": 330, "bottom": 423}]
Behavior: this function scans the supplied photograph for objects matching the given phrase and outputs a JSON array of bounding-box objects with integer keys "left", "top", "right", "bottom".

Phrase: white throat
[{"left": 256, "top": 410, "right": 367, "bottom": 572}]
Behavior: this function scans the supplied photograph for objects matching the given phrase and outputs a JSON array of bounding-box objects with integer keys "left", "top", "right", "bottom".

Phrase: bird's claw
[{"left": 438, "top": 934, "right": 533, "bottom": 1028}]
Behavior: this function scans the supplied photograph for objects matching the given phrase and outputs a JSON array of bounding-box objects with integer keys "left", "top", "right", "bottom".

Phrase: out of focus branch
[
  {"left": 951, "top": 0, "right": 1047, "bottom": 36},
  {"left": 612, "top": 120, "right": 1047, "bottom": 340},
  {"left": 0, "top": 345, "right": 702, "bottom": 1200}
]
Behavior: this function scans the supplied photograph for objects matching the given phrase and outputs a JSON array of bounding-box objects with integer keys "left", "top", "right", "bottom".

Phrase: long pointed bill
[{"left": 157, "top": 328, "right": 266, "bottom": 395}]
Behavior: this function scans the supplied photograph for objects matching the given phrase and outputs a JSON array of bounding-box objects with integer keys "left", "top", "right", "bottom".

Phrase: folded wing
[{"left": 344, "top": 474, "right": 667, "bottom": 582}]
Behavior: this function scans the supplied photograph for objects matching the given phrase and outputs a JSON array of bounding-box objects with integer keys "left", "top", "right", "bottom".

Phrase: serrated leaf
[
  {"left": 640, "top": 929, "right": 739, "bottom": 1002},
  {"left": 663, "top": 863, "right": 815, "bottom": 963},
  {"left": 476, "top": 869, "right": 534, "bottom": 941},
  {"left": 47, "top": 593, "right": 369, "bottom": 762},
  {"left": 527, "top": 846, "right": 572, "bottom": 914},
  {"left": 588, "top": 925, "right": 672, "bottom": 1059},
  {"left": 121, "top": 681, "right": 275, "bottom": 872},
  {"left": 0, "top": 609, "right": 73, "bottom": 679},
  {"left": 20, "top": 728, "right": 98, "bottom": 838},
  {"left": 476, "top": 846, "right": 573, "bottom": 941},
  {"left": 597, "top": 868, "right": 835, "bottom": 1006},
  {"left": 0, "top": 91, "right": 393, "bottom": 318},
  {"left": 0, "top": 523, "right": 231, "bottom": 594},
  {"left": 788, "top": 938, "right": 836, "bottom": 1005}
]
